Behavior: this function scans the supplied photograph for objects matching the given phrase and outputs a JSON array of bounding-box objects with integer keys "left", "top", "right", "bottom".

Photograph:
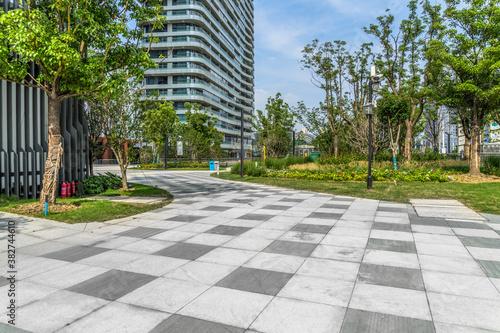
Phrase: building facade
[
  {"left": 1, "top": 0, "right": 90, "bottom": 198},
  {"left": 143, "top": 0, "right": 254, "bottom": 157},
  {"left": 422, "top": 106, "right": 458, "bottom": 153}
]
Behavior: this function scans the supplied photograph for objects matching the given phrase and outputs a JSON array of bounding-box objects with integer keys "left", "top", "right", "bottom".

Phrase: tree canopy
[{"left": 0, "top": 0, "right": 164, "bottom": 202}]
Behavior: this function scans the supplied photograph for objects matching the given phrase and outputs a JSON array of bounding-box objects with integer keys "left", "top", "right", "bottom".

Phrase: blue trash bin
[{"left": 209, "top": 161, "right": 215, "bottom": 171}]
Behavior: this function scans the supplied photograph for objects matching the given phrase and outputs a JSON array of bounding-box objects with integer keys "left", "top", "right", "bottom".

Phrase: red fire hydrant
[
  {"left": 61, "top": 182, "right": 68, "bottom": 198},
  {"left": 71, "top": 181, "right": 77, "bottom": 197}
]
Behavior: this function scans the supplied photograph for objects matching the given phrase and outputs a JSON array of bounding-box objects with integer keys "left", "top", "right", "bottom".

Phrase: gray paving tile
[
  {"left": 410, "top": 217, "right": 448, "bottom": 227},
  {"left": 331, "top": 198, "right": 355, "bottom": 203},
  {"left": 340, "top": 309, "right": 435, "bottom": 333},
  {"left": 263, "top": 240, "right": 317, "bottom": 257},
  {"left": 358, "top": 263, "right": 424, "bottom": 291},
  {"left": 321, "top": 203, "right": 350, "bottom": 209},
  {"left": 0, "top": 323, "right": 31, "bottom": 333},
  {"left": 459, "top": 236, "right": 500, "bottom": 249},
  {"left": 228, "top": 198, "right": 254, "bottom": 204},
  {"left": 477, "top": 260, "right": 500, "bottom": 278},
  {"left": 447, "top": 221, "right": 491, "bottom": 230},
  {"left": 372, "top": 222, "right": 412, "bottom": 232},
  {"left": 237, "top": 214, "right": 273, "bottom": 221},
  {"left": 205, "top": 225, "right": 251, "bottom": 236},
  {"left": 279, "top": 198, "right": 306, "bottom": 203},
  {"left": 201, "top": 206, "right": 232, "bottom": 212},
  {"left": 291, "top": 224, "right": 332, "bottom": 234},
  {"left": 367, "top": 238, "right": 416, "bottom": 253},
  {"left": 481, "top": 213, "right": 500, "bottom": 224},
  {"left": 154, "top": 243, "right": 216, "bottom": 260},
  {"left": 244, "top": 194, "right": 270, "bottom": 198},
  {"left": 150, "top": 314, "right": 245, "bottom": 333},
  {"left": 0, "top": 276, "right": 10, "bottom": 287},
  {"left": 216, "top": 267, "right": 293, "bottom": 296},
  {"left": 42, "top": 245, "right": 110, "bottom": 262},
  {"left": 261, "top": 205, "right": 291, "bottom": 210},
  {"left": 307, "top": 212, "right": 343, "bottom": 220},
  {"left": 116, "top": 227, "right": 167, "bottom": 238},
  {"left": 165, "top": 215, "right": 204, "bottom": 223},
  {"left": 377, "top": 207, "right": 408, "bottom": 213},
  {"left": 66, "top": 269, "right": 156, "bottom": 301}
]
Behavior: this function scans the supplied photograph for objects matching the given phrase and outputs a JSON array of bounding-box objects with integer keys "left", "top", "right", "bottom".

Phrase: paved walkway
[{"left": 1, "top": 171, "right": 500, "bottom": 333}]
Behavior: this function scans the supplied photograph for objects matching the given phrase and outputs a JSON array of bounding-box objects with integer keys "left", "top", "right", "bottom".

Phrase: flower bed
[{"left": 247, "top": 168, "right": 453, "bottom": 182}]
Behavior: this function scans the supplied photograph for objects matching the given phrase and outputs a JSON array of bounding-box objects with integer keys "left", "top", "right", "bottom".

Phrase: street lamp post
[
  {"left": 363, "top": 66, "right": 383, "bottom": 190},
  {"left": 367, "top": 80, "right": 373, "bottom": 190},
  {"left": 241, "top": 110, "right": 244, "bottom": 178},
  {"left": 164, "top": 134, "right": 168, "bottom": 170}
]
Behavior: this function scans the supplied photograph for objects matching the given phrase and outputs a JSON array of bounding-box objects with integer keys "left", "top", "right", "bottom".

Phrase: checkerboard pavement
[{"left": 0, "top": 170, "right": 499, "bottom": 333}]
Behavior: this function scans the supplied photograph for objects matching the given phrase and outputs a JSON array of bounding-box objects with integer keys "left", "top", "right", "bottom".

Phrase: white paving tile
[
  {"left": 119, "top": 277, "right": 209, "bottom": 312},
  {"left": 250, "top": 297, "right": 346, "bottom": 333},
  {"left": 57, "top": 301, "right": 169, "bottom": 333},
  {"left": 278, "top": 274, "right": 355, "bottom": 307},
  {"left": 350, "top": 283, "right": 432, "bottom": 321},
  {"left": 179, "top": 287, "right": 273, "bottom": 328},
  {"left": 244, "top": 252, "right": 306, "bottom": 274},
  {"left": 118, "top": 255, "right": 189, "bottom": 276},
  {"left": 163, "top": 261, "right": 238, "bottom": 285},
  {"left": 422, "top": 271, "right": 500, "bottom": 300},
  {"left": 419, "top": 254, "right": 485, "bottom": 276},
  {"left": 196, "top": 247, "right": 257, "bottom": 266},
  {"left": 428, "top": 292, "right": 500, "bottom": 331},
  {"left": 363, "top": 249, "right": 420, "bottom": 269},
  {"left": 296, "top": 258, "right": 359, "bottom": 281}
]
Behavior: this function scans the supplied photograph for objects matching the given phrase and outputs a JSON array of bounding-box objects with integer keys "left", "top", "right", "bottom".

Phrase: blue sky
[{"left": 253, "top": 0, "right": 412, "bottom": 116}]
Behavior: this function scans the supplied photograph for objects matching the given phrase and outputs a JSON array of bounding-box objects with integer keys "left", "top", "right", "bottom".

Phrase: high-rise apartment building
[{"left": 143, "top": 0, "right": 254, "bottom": 157}]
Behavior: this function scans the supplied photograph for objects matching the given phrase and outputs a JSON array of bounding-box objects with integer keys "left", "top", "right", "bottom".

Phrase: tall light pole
[
  {"left": 164, "top": 134, "right": 168, "bottom": 170},
  {"left": 363, "top": 66, "right": 383, "bottom": 190},
  {"left": 241, "top": 110, "right": 244, "bottom": 178}
]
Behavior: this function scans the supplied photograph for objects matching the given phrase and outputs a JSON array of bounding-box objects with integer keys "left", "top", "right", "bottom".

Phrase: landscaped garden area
[
  {"left": 0, "top": 173, "right": 172, "bottom": 224},
  {"left": 213, "top": 155, "right": 500, "bottom": 215}
]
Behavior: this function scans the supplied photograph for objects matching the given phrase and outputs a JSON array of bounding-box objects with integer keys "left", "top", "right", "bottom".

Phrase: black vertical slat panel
[
  {"left": 12, "top": 152, "right": 19, "bottom": 196},
  {"left": 6, "top": 81, "right": 13, "bottom": 195}
]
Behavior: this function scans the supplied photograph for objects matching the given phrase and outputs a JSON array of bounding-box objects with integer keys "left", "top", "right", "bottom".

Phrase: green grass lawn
[
  {"left": 0, "top": 183, "right": 172, "bottom": 224},
  {"left": 100, "top": 183, "right": 173, "bottom": 198},
  {"left": 214, "top": 173, "right": 500, "bottom": 215}
]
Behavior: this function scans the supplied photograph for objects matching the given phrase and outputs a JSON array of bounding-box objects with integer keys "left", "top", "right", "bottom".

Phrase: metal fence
[{"left": 0, "top": 82, "right": 89, "bottom": 198}]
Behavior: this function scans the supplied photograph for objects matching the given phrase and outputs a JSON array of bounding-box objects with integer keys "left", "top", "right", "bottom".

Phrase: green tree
[
  {"left": 142, "top": 97, "right": 180, "bottom": 161},
  {"left": 423, "top": 105, "right": 445, "bottom": 149},
  {"left": 377, "top": 94, "right": 411, "bottom": 168},
  {"left": 0, "top": 0, "right": 164, "bottom": 203},
  {"left": 294, "top": 102, "right": 335, "bottom": 155},
  {"left": 427, "top": 0, "right": 500, "bottom": 175},
  {"left": 365, "top": 0, "right": 426, "bottom": 162},
  {"left": 86, "top": 80, "right": 147, "bottom": 189},
  {"left": 301, "top": 39, "right": 349, "bottom": 157},
  {"left": 253, "top": 93, "right": 295, "bottom": 158},
  {"left": 344, "top": 43, "right": 389, "bottom": 157},
  {"left": 183, "top": 103, "right": 224, "bottom": 162},
  {"left": 84, "top": 103, "right": 106, "bottom": 175}
]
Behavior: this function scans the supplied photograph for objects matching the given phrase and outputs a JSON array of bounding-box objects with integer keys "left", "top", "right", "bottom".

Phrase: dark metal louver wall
[{"left": 0, "top": 0, "right": 90, "bottom": 199}]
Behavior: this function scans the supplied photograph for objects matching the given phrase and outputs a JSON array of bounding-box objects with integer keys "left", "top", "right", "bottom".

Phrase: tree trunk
[
  {"left": 119, "top": 164, "right": 128, "bottom": 189},
  {"left": 463, "top": 138, "right": 470, "bottom": 161},
  {"left": 404, "top": 119, "right": 413, "bottom": 161},
  {"left": 333, "top": 133, "right": 339, "bottom": 158},
  {"left": 392, "top": 148, "right": 398, "bottom": 170},
  {"left": 469, "top": 125, "right": 481, "bottom": 176},
  {"left": 40, "top": 95, "right": 63, "bottom": 204},
  {"left": 112, "top": 147, "right": 128, "bottom": 190}
]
